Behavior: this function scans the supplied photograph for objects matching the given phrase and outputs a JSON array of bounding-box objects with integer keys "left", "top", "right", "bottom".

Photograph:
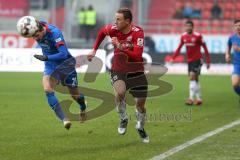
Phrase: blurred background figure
[
  {"left": 182, "top": 2, "right": 193, "bottom": 18},
  {"left": 211, "top": 2, "right": 222, "bottom": 19},
  {"left": 192, "top": 5, "right": 202, "bottom": 19},
  {"left": 173, "top": 5, "right": 183, "bottom": 19},
  {"left": 85, "top": 5, "right": 97, "bottom": 42},
  {"left": 120, "top": 0, "right": 133, "bottom": 8},
  {"left": 77, "top": 7, "right": 86, "bottom": 39}
]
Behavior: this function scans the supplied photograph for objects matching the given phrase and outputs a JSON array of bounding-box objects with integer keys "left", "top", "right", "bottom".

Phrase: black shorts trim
[
  {"left": 188, "top": 59, "right": 202, "bottom": 75},
  {"left": 110, "top": 71, "right": 148, "bottom": 98}
]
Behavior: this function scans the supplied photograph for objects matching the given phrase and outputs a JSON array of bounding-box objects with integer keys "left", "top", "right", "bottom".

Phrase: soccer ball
[{"left": 16, "top": 16, "right": 39, "bottom": 38}]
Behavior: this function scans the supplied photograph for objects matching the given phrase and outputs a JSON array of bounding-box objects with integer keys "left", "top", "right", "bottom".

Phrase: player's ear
[{"left": 126, "top": 18, "right": 131, "bottom": 24}]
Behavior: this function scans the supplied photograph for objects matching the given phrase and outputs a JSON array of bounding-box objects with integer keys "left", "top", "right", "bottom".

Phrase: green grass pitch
[{"left": 0, "top": 72, "right": 240, "bottom": 160}]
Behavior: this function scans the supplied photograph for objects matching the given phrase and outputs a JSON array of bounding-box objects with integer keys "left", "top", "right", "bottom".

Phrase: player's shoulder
[
  {"left": 131, "top": 25, "right": 143, "bottom": 32},
  {"left": 181, "top": 32, "right": 189, "bottom": 37},
  {"left": 191, "top": 31, "right": 203, "bottom": 39},
  {"left": 229, "top": 33, "right": 237, "bottom": 39},
  {"left": 193, "top": 31, "right": 201, "bottom": 36},
  {"left": 39, "top": 20, "right": 61, "bottom": 35},
  {"left": 47, "top": 24, "right": 61, "bottom": 34}
]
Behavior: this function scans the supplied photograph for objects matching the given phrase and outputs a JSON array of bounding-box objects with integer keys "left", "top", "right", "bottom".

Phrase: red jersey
[
  {"left": 173, "top": 32, "right": 210, "bottom": 64},
  {"left": 93, "top": 24, "right": 144, "bottom": 73}
]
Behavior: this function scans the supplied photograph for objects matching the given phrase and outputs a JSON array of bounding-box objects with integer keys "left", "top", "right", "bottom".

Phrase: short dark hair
[
  {"left": 185, "top": 20, "right": 194, "bottom": 27},
  {"left": 117, "top": 8, "right": 132, "bottom": 22},
  {"left": 234, "top": 19, "right": 240, "bottom": 24},
  {"left": 37, "top": 21, "right": 44, "bottom": 32}
]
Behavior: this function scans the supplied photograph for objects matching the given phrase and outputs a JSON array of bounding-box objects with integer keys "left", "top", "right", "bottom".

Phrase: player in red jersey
[
  {"left": 87, "top": 8, "right": 149, "bottom": 143},
  {"left": 171, "top": 20, "right": 211, "bottom": 105}
]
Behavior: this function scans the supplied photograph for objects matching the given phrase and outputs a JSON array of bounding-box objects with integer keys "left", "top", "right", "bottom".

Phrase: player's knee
[
  {"left": 136, "top": 99, "right": 146, "bottom": 108},
  {"left": 43, "top": 85, "right": 54, "bottom": 92},
  {"left": 189, "top": 72, "right": 197, "bottom": 81},
  {"left": 71, "top": 94, "right": 79, "bottom": 101},
  {"left": 115, "top": 91, "right": 125, "bottom": 100},
  {"left": 189, "top": 76, "right": 197, "bottom": 81},
  {"left": 233, "top": 83, "right": 239, "bottom": 88}
]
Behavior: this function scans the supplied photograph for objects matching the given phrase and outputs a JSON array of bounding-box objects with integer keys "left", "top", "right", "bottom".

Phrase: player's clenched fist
[
  {"left": 225, "top": 54, "right": 231, "bottom": 64},
  {"left": 87, "top": 50, "right": 96, "bottom": 62}
]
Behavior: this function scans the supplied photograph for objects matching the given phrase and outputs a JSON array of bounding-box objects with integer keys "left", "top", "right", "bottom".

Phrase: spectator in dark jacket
[{"left": 211, "top": 2, "right": 222, "bottom": 19}]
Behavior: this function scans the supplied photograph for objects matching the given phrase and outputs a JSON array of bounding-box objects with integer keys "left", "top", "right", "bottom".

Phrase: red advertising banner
[
  {"left": 0, "top": 34, "right": 36, "bottom": 48},
  {"left": 0, "top": 0, "right": 29, "bottom": 17}
]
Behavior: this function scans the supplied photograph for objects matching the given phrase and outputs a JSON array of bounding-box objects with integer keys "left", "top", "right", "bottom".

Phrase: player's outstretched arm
[
  {"left": 87, "top": 25, "right": 109, "bottom": 62},
  {"left": 87, "top": 50, "right": 97, "bottom": 62},
  {"left": 172, "top": 38, "right": 184, "bottom": 61},
  {"left": 225, "top": 46, "right": 232, "bottom": 64},
  {"left": 202, "top": 43, "right": 211, "bottom": 69}
]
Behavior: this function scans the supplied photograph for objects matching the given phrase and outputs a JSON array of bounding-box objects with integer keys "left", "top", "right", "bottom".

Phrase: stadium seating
[{"left": 144, "top": 0, "right": 238, "bottom": 34}]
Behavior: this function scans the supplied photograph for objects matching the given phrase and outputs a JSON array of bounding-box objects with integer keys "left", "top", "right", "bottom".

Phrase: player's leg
[
  {"left": 110, "top": 71, "right": 128, "bottom": 135},
  {"left": 67, "top": 86, "right": 87, "bottom": 122},
  {"left": 113, "top": 80, "right": 128, "bottom": 134},
  {"left": 190, "top": 72, "right": 202, "bottom": 105},
  {"left": 135, "top": 97, "right": 149, "bottom": 143},
  {"left": 67, "top": 87, "right": 87, "bottom": 112},
  {"left": 231, "top": 75, "right": 240, "bottom": 95},
  {"left": 186, "top": 60, "right": 202, "bottom": 105},
  {"left": 194, "top": 73, "right": 202, "bottom": 105},
  {"left": 128, "top": 72, "right": 149, "bottom": 143},
  {"left": 232, "top": 64, "right": 240, "bottom": 96},
  {"left": 187, "top": 72, "right": 197, "bottom": 105},
  {"left": 43, "top": 75, "right": 71, "bottom": 129},
  {"left": 61, "top": 68, "right": 87, "bottom": 122}
]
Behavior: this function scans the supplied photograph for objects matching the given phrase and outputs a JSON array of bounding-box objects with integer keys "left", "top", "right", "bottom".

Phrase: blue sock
[
  {"left": 77, "top": 94, "right": 86, "bottom": 111},
  {"left": 45, "top": 92, "right": 65, "bottom": 121},
  {"left": 234, "top": 86, "right": 240, "bottom": 95}
]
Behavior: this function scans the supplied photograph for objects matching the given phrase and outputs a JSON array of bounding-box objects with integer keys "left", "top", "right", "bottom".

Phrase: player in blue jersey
[
  {"left": 24, "top": 17, "right": 87, "bottom": 129},
  {"left": 226, "top": 20, "right": 240, "bottom": 97}
]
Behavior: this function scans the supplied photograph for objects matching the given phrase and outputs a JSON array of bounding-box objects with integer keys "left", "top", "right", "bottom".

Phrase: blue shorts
[
  {"left": 232, "top": 64, "right": 240, "bottom": 76},
  {"left": 44, "top": 57, "right": 78, "bottom": 87}
]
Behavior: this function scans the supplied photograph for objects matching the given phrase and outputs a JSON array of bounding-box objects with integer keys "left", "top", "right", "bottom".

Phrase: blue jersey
[
  {"left": 37, "top": 22, "right": 72, "bottom": 67},
  {"left": 228, "top": 34, "right": 240, "bottom": 65},
  {"left": 37, "top": 22, "right": 78, "bottom": 87}
]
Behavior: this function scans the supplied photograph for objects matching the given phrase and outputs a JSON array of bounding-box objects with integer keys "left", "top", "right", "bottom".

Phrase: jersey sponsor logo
[
  {"left": 127, "top": 36, "right": 132, "bottom": 41},
  {"left": 185, "top": 43, "right": 195, "bottom": 46},
  {"left": 137, "top": 38, "right": 143, "bottom": 46},
  {"left": 55, "top": 37, "right": 62, "bottom": 43},
  {"left": 191, "top": 38, "right": 196, "bottom": 42}
]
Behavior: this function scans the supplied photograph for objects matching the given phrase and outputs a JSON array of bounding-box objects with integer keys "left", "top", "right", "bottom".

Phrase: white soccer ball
[{"left": 16, "top": 16, "right": 39, "bottom": 38}]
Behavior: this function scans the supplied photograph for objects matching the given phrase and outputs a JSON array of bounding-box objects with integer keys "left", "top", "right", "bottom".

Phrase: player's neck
[
  {"left": 121, "top": 25, "right": 131, "bottom": 34},
  {"left": 43, "top": 27, "right": 47, "bottom": 35}
]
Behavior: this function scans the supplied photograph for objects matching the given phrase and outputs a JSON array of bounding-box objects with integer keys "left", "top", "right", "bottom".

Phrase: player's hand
[
  {"left": 206, "top": 63, "right": 210, "bottom": 69},
  {"left": 111, "top": 37, "right": 119, "bottom": 46},
  {"left": 233, "top": 44, "right": 240, "bottom": 51},
  {"left": 87, "top": 50, "right": 96, "bottom": 62},
  {"left": 225, "top": 54, "right": 231, "bottom": 64},
  {"left": 34, "top": 54, "right": 48, "bottom": 61},
  {"left": 167, "top": 56, "right": 174, "bottom": 64}
]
